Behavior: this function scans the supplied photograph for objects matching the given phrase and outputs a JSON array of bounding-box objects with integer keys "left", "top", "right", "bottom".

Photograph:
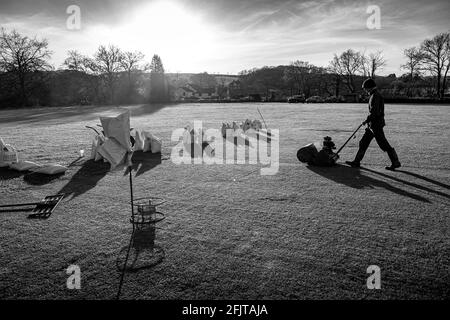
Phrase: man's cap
[{"left": 362, "top": 78, "right": 377, "bottom": 89}]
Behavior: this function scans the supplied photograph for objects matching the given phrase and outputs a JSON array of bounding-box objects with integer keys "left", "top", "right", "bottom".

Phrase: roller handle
[{"left": 335, "top": 123, "right": 364, "bottom": 156}]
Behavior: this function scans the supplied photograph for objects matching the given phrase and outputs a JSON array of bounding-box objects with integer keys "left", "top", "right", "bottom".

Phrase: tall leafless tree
[
  {"left": 329, "top": 49, "right": 363, "bottom": 93},
  {"left": 401, "top": 47, "right": 424, "bottom": 80},
  {"left": 63, "top": 50, "right": 95, "bottom": 73},
  {"left": 400, "top": 47, "right": 426, "bottom": 97},
  {"left": 420, "top": 32, "right": 450, "bottom": 99},
  {"left": 0, "top": 28, "right": 52, "bottom": 105},
  {"left": 283, "top": 60, "right": 314, "bottom": 96},
  {"left": 120, "top": 51, "right": 147, "bottom": 98},
  {"left": 442, "top": 37, "right": 450, "bottom": 97},
  {"left": 362, "top": 51, "right": 386, "bottom": 78},
  {"left": 63, "top": 50, "right": 104, "bottom": 103},
  {"left": 63, "top": 50, "right": 85, "bottom": 71},
  {"left": 121, "top": 52, "right": 146, "bottom": 83},
  {"left": 94, "top": 45, "right": 124, "bottom": 104}
]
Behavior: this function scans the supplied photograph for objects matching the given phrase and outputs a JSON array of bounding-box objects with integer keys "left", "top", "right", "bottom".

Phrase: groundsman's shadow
[
  {"left": 306, "top": 164, "right": 430, "bottom": 203},
  {"left": 361, "top": 167, "right": 450, "bottom": 200},
  {"left": 394, "top": 169, "right": 450, "bottom": 190}
]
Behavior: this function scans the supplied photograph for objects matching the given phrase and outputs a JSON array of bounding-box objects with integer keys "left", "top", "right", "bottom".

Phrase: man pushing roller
[{"left": 346, "top": 78, "right": 401, "bottom": 171}]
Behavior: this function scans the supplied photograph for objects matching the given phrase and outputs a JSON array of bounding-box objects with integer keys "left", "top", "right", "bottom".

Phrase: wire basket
[
  {"left": 0, "top": 144, "right": 18, "bottom": 167},
  {"left": 130, "top": 196, "right": 166, "bottom": 226}
]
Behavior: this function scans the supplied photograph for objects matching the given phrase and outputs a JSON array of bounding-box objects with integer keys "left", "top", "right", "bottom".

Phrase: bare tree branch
[
  {"left": 420, "top": 32, "right": 450, "bottom": 98},
  {"left": 0, "top": 28, "right": 52, "bottom": 105},
  {"left": 329, "top": 49, "right": 363, "bottom": 93}
]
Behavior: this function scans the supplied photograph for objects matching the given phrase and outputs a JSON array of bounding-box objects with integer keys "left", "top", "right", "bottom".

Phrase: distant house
[
  {"left": 174, "top": 84, "right": 219, "bottom": 101},
  {"left": 174, "top": 86, "right": 196, "bottom": 101},
  {"left": 188, "top": 84, "right": 218, "bottom": 99}
]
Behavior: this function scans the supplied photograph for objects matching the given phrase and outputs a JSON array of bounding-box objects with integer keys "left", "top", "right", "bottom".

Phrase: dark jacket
[{"left": 365, "top": 89, "right": 385, "bottom": 128}]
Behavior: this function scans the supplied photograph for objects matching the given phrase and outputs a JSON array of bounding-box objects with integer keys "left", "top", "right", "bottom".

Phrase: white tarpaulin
[
  {"left": 142, "top": 131, "right": 162, "bottom": 153},
  {"left": 100, "top": 111, "right": 132, "bottom": 152},
  {"left": 90, "top": 134, "right": 105, "bottom": 160},
  {"left": 98, "top": 138, "right": 127, "bottom": 169},
  {"left": 0, "top": 137, "right": 18, "bottom": 167},
  {"left": 133, "top": 130, "right": 144, "bottom": 152},
  {"left": 98, "top": 111, "right": 132, "bottom": 169}
]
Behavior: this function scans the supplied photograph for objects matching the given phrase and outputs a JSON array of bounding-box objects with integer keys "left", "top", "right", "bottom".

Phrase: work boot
[
  {"left": 346, "top": 149, "right": 366, "bottom": 168},
  {"left": 386, "top": 148, "right": 401, "bottom": 171}
]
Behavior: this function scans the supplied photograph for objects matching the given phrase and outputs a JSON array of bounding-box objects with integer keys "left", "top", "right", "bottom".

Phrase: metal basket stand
[{"left": 130, "top": 196, "right": 166, "bottom": 231}]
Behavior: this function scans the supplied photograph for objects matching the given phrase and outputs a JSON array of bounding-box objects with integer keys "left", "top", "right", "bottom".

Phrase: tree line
[
  {"left": 0, "top": 27, "right": 449, "bottom": 108},
  {"left": 239, "top": 32, "right": 449, "bottom": 100},
  {"left": 0, "top": 27, "right": 167, "bottom": 107}
]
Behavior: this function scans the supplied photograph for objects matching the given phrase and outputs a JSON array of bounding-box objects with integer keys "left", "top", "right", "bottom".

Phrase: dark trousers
[
  {"left": 355, "top": 127, "right": 393, "bottom": 162},
  {"left": 360, "top": 127, "right": 393, "bottom": 152}
]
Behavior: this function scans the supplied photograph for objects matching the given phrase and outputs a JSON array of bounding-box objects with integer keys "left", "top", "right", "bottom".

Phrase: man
[{"left": 346, "top": 78, "right": 401, "bottom": 170}]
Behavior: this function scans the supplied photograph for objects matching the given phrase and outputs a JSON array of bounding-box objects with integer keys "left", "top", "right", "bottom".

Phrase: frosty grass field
[{"left": 0, "top": 102, "right": 449, "bottom": 299}]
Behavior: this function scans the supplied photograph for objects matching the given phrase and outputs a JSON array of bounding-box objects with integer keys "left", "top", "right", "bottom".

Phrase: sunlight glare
[{"left": 115, "top": 1, "right": 218, "bottom": 71}]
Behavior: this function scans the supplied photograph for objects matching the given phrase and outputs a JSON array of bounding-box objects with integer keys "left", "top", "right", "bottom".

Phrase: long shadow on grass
[
  {"left": 0, "top": 167, "right": 24, "bottom": 180},
  {"left": 2, "top": 159, "right": 82, "bottom": 186},
  {"left": 0, "top": 103, "right": 173, "bottom": 126},
  {"left": 24, "top": 172, "right": 66, "bottom": 186},
  {"left": 307, "top": 164, "right": 430, "bottom": 203},
  {"left": 395, "top": 170, "right": 450, "bottom": 190},
  {"left": 1, "top": 167, "right": 64, "bottom": 186},
  {"left": 57, "top": 159, "right": 110, "bottom": 200},
  {"left": 116, "top": 224, "right": 165, "bottom": 273},
  {"left": 129, "top": 103, "right": 173, "bottom": 118},
  {"left": 0, "top": 105, "right": 110, "bottom": 126},
  {"left": 361, "top": 168, "right": 450, "bottom": 200}
]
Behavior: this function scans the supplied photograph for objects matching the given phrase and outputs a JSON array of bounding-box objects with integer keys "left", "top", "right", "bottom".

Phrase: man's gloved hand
[{"left": 362, "top": 120, "right": 368, "bottom": 126}]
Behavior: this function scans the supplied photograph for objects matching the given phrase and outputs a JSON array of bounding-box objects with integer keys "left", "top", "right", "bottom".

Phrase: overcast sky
[{"left": 0, "top": 0, "right": 448, "bottom": 74}]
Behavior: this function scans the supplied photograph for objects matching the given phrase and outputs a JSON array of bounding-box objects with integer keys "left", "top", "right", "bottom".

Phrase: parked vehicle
[
  {"left": 305, "top": 96, "right": 325, "bottom": 103},
  {"left": 324, "top": 96, "right": 345, "bottom": 103},
  {"left": 287, "top": 95, "right": 305, "bottom": 103}
]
